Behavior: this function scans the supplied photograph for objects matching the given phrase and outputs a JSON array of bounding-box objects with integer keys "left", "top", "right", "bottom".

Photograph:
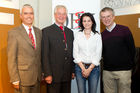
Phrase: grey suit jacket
[{"left": 7, "top": 24, "right": 42, "bottom": 86}]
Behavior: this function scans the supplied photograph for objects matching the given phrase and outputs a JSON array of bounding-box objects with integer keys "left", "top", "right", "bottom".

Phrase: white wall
[
  {"left": 101, "top": 0, "right": 140, "bottom": 16},
  {"left": 19, "top": 0, "right": 52, "bottom": 29},
  {"left": 0, "top": 0, "right": 19, "bottom": 9},
  {"left": 38, "top": 0, "right": 52, "bottom": 29},
  {"left": 114, "top": 4, "right": 140, "bottom": 16}
]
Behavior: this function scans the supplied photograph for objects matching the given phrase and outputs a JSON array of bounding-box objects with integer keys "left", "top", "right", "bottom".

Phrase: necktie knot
[{"left": 59, "top": 26, "right": 63, "bottom": 31}]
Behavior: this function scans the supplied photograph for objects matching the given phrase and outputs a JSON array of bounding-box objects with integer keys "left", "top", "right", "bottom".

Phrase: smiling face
[
  {"left": 82, "top": 16, "right": 93, "bottom": 30},
  {"left": 100, "top": 10, "right": 115, "bottom": 29},
  {"left": 54, "top": 7, "right": 67, "bottom": 26},
  {"left": 20, "top": 7, "right": 34, "bottom": 27}
]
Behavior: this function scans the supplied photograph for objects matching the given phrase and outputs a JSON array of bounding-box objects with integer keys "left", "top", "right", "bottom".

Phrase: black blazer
[{"left": 42, "top": 23, "right": 75, "bottom": 83}]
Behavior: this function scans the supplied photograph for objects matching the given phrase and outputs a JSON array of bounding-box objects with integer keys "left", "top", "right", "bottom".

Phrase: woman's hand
[
  {"left": 82, "top": 64, "right": 95, "bottom": 78},
  {"left": 82, "top": 68, "right": 92, "bottom": 78}
]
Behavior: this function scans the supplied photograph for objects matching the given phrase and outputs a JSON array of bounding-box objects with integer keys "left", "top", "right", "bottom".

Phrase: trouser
[
  {"left": 103, "top": 70, "right": 132, "bottom": 93},
  {"left": 46, "top": 81, "right": 71, "bottom": 93},
  {"left": 75, "top": 64, "right": 100, "bottom": 93},
  {"left": 15, "top": 81, "right": 40, "bottom": 93}
]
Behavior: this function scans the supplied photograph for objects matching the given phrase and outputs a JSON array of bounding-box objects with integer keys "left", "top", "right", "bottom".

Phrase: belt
[
  {"left": 83, "top": 63, "right": 99, "bottom": 68},
  {"left": 83, "top": 63, "right": 91, "bottom": 66}
]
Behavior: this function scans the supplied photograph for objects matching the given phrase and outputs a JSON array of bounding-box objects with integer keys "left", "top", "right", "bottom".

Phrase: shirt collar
[
  {"left": 83, "top": 30, "right": 94, "bottom": 36},
  {"left": 106, "top": 22, "right": 116, "bottom": 32},
  {"left": 55, "top": 23, "right": 65, "bottom": 29},
  {"left": 22, "top": 23, "right": 33, "bottom": 30}
]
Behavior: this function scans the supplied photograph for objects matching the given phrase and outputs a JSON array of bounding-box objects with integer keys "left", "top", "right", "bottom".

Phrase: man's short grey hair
[
  {"left": 100, "top": 7, "right": 115, "bottom": 16},
  {"left": 54, "top": 5, "right": 67, "bottom": 14},
  {"left": 23, "top": 4, "right": 33, "bottom": 8},
  {"left": 20, "top": 4, "right": 33, "bottom": 14}
]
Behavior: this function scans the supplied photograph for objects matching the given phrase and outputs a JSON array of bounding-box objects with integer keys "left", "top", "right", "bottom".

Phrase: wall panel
[{"left": 0, "top": 7, "right": 21, "bottom": 93}]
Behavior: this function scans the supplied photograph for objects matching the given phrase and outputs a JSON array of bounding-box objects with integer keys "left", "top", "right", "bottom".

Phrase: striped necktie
[{"left": 29, "top": 28, "right": 36, "bottom": 49}]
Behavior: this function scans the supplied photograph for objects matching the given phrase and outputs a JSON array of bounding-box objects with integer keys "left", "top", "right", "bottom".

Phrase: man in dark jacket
[{"left": 42, "top": 5, "right": 75, "bottom": 93}]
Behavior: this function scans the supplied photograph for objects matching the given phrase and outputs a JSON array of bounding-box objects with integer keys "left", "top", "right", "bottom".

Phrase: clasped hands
[
  {"left": 78, "top": 62, "right": 95, "bottom": 78},
  {"left": 81, "top": 67, "right": 92, "bottom": 78}
]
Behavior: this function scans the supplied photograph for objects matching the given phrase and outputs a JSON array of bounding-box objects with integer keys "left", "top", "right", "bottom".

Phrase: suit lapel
[
  {"left": 33, "top": 26, "right": 39, "bottom": 50},
  {"left": 53, "top": 24, "right": 64, "bottom": 40},
  {"left": 53, "top": 24, "right": 69, "bottom": 49},
  {"left": 19, "top": 25, "right": 34, "bottom": 48}
]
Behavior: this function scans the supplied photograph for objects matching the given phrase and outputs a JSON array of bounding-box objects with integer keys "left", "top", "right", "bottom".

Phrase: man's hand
[
  {"left": 72, "top": 73, "right": 75, "bottom": 79},
  {"left": 45, "top": 76, "right": 52, "bottom": 84},
  {"left": 12, "top": 82, "right": 20, "bottom": 90}
]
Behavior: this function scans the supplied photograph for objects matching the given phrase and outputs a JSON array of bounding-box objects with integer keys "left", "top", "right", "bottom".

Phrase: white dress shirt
[
  {"left": 73, "top": 31, "right": 102, "bottom": 66},
  {"left": 22, "top": 23, "right": 36, "bottom": 46}
]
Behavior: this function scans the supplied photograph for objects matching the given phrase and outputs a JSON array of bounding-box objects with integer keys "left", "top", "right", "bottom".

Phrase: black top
[{"left": 101, "top": 24, "right": 136, "bottom": 71}]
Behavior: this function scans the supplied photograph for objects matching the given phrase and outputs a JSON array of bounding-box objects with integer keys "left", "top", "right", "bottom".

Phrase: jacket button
[
  {"left": 65, "top": 57, "right": 67, "bottom": 60},
  {"left": 64, "top": 48, "right": 67, "bottom": 51}
]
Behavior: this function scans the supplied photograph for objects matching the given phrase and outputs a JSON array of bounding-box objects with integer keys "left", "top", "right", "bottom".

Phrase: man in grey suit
[
  {"left": 42, "top": 5, "right": 75, "bottom": 93},
  {"left": 7, "top": 4, "right": 42, "bottom": 93}
]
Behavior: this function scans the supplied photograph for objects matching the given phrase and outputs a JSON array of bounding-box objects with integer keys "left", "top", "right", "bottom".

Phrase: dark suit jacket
[
  {"left": 7, "top": 24, "right": 42, "bottom": 86},
  {"left": 42, "top": 23, "right": 75, "bottom": 83}
]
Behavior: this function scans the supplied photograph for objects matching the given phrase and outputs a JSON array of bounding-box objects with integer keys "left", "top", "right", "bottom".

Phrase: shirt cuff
[
  {"left": 12, "top": 81, "right": 19, "bottom": 85},
  {"left": 92, "top": 60, "right": 100, "bottom": 66},
  {"left": 73, "top": 58, "right": 82, "bottom": 63}
]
